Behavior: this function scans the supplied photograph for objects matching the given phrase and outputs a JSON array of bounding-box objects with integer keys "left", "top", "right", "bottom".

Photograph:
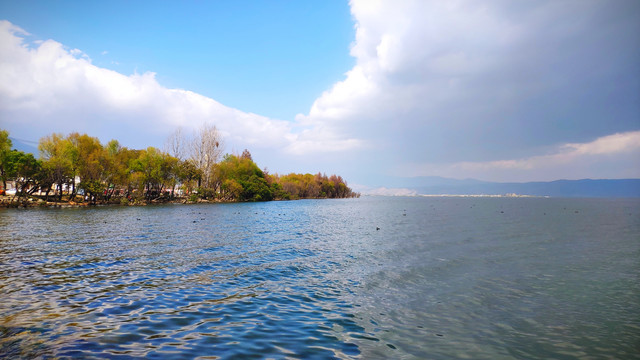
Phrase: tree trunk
[
  {"left": 69, "top": 177, "right": 76, "bottom": 202},
  {"left": 11, "top": 183, "right": 19, "bottom": 203}
]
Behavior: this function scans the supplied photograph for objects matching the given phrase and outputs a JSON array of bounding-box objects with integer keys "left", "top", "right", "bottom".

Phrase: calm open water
[{"left": 1, "top": 197, "right": 639, "bottom": 359}]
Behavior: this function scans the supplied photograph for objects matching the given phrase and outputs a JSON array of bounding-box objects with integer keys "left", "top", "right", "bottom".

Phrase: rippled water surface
[{"left": 1, "top": 197, "right": 639, "bottom": 359}]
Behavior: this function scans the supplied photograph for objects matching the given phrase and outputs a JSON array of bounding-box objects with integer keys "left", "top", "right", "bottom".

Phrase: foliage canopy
[{"left": 0, "top": 129, "right": 358, "bottom": 204}]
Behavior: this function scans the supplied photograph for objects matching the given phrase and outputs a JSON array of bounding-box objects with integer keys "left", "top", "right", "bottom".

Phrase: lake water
[{"left": 1, "top": 196, "right": 639, "bottom": 359}]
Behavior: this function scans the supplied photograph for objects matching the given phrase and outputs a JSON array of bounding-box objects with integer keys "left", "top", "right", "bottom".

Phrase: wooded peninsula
[{"left": 0, "top": 125, "right": 359, "bottom": 207}]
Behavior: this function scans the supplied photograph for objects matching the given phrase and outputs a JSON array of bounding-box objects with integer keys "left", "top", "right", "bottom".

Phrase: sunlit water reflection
[{"left": 1, "top": 197, "right": 639, "bottom": 359}]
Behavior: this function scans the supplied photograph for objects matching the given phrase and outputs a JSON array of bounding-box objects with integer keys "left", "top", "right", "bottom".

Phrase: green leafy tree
[
  {"left": 176, "top": 160, "right": 201, "bottom": 196},
  {"left": 80, "top": 180, "right": 104, "bottom": 204},
  {"left": 270, "top": 172, "right": 357, "bottom": 199},
  {"left": 37, "top": 162, "right": 56, "bottom": 201},
  {"left": 114, "top": 147, "right": 141, "bottom": 199},
  {"left": 6, "top": 150, "right": 41, "bottom": 201},
  {"left": 160, "top": 153, "right": 179, "bottom": 198},
  {"left": 220, "top": 178, "right": 243, "bottom": 200},
  {"left": 39, "top": 133, "right": 73, "bottom": 201},
  {"left": 240, "top": 174, "right": 272, "bottom": 201},
  {"left": 130, "top": 147, "right": 162, "bottom": 200},
  {"left": 129, "top": 147, "right": 178, "bottom": 201},
  {"left": 215, "top": 153, "right": 273, "bottom": 201},
  {"left": 4, "top": 129, "right": 358, "bottom": 204},
  {"left": 0, "top": 129, "right": 13, "bottom": 192},
  {"left": 64, "top": 133, "right": 83, "bottom": 198},
  {"left": 76, "top": 134, "right": 106, "bottom": 201},
  {"left": 103, "top": 140, "right": 122, "bottom": 200}
]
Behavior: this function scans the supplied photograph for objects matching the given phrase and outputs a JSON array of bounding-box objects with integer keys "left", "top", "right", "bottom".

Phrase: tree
[
  {"left": 131, "top": 147, "right": 162, "bottom": 200},
  {"left": 39, "top": 133, "right": 73, "bottom": 201},
  {"left": 111, "top": 146, "right": 141, "bottom": 199},
  {"left": 189, "top": 123, "right": 223, "bottom": 189},
  {"left": 165, "top": 126, "right": 187, "bottom": 160},
  {"left": 160, "top": 152, "right": 179, "bottom": 198},
  {"left": 269, "top": 172, "right": 358, "bottom": 199},
  {"left": 215, "top": 154, "right": 273, "bottom": 201},
  {"left": 3, "top": 129, "right": 359, "bottom": 204},
  {"left": 0, "top": 130, "right": 12, "bottom": 192},
  {"left": 129, "top": 147, "right": 178, "bottom": 201},
  {"left": 240, "top": 174, "right": 272, "bottom": 201},
  {"left": 176, "top": 159, "right": 201, "bottom": 196},
  {"left": 65, "top": 133, "right": 83, "bottom": 198},
  {"left": 75, "top": 134, "right": 106, "bottom": 201},
  {"left": 221, "top": 178, "right": 243, "bottom": 200},
  {"left": 6, "top": 150, "right": 41, "bottom": 201},
  {"left": 37, "top": 162, "right": 56, "bottom": 201},
  {"left": 240, "top": 149, "right": 252, "bottom": 161},
  {"left": 39, "top": 133, "right": 105, "bottom": 202},
  {"left": 102, "top": 140, "right": 121, "bottom": 200}
]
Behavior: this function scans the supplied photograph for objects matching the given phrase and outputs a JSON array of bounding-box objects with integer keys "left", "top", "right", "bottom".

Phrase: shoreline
[
  {"left": 0, "top": 195, "right": 347, "bottom": 209},
  {"left": 0, "top": 194, "right": 241, "bottom": 208}
]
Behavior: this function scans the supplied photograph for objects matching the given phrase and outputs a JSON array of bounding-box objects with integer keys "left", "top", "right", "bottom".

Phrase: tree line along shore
[{"left": 0, "top": 126, "right": 359, "bottom": 207}]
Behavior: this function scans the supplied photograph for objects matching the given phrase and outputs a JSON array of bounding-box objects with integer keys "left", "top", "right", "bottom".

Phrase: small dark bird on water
[{"left": 376, "top": 227, "right": 380, "bottom": 231}]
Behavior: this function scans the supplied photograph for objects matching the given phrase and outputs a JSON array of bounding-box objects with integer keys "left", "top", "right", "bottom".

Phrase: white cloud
[
  {"left": 0, "top": 19, "right": 368, "bottom": 161},
  {"left": 0, "top": 20, "right": 303, "bottom": 153},
  {"left": 563, "top": 132, "right": 640, "bottom": 156},
  {"left": 284, "top": 128, "right": 363, "bottom": 155},
  {"left": 401, "top": 131, "right": 640, "bottom": 182},
  {"left": 290, "top": 0, "right": 639, "bottom": 181}
]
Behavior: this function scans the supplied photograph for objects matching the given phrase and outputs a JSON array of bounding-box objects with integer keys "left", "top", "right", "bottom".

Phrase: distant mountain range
[{"left": 373, "top": 176, "right": 640, "bottom": 198}]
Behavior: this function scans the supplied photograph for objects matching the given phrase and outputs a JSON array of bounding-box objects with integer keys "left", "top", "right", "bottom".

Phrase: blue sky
[
  {"left": 1, "top": 1, "right": 639, "bottom": 192},
  {"left": 1, "top": 1, "right": 354, "bottom": 121}
]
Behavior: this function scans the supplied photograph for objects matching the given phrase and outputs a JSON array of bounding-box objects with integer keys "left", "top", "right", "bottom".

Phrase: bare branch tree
[
  {"left": 189, "top": 123, "right": 224, "bottom": 188},
  {"left": 165, "top": 127, "right": 187, "bottom": 161}
]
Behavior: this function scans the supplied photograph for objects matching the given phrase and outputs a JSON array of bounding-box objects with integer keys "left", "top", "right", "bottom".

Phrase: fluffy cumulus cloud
[
  {"left": 0, "top": 20, "right": 297, "bottom": 152},
  {"left": 295, "top": 0, "right": 640, "bottom": 181}
]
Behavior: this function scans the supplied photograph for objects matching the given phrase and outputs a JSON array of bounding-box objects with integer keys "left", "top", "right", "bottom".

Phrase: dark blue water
[{"left": 1, "top": 197, "right": 639, "bottom": 359}]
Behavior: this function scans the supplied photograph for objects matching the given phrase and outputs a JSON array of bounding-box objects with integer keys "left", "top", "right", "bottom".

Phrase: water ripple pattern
[{"left": 1, "top": 197, "right": 639, "bottom": 359}]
